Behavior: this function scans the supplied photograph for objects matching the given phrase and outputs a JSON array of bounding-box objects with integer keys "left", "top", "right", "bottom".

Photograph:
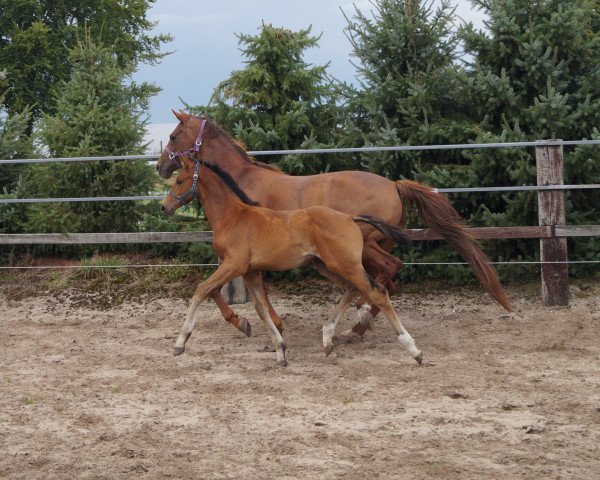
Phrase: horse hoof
[
  {"left": 414, "top": 350, "right": 423, "bottom": 365},
  {"left": 277, "top": 359, "right": 288, "bottom": 368},
  {"left": 324, "top": 344, "right": 334, "bottom": 357},
  {"left": 174, "top": 346, "right": 185, "bottom": 356},
  {"left": 238, "top": 318, "right": 252, "bottom": 337}
]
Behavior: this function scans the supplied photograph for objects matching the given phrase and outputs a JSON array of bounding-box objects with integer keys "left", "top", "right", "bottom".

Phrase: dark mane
[
  {"left": 201, "top": 117, "right": 284, "bottom": 175},
  {"left": 200, "top": 160, "right": 259, "bottom": 206}
]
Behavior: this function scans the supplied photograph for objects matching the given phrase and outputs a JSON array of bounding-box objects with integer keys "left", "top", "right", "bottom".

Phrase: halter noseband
[
  {"left": 164, "top": 118, "right": 207, "bottom": 168},
  {"left": 168, "top": 159, "right": 201, "bottom": 207}
]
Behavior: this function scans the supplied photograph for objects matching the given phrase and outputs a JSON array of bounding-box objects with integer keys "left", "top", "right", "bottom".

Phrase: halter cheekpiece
[
  {"left": 164, "top": 118, "right": 207, "bottom": 168},
  {"left": 168, "top": 159, "right": 201, "bottom": 207}
]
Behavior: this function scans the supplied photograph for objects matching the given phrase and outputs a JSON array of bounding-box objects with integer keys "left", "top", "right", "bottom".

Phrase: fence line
[
  {"left": 1, "top": 139, "right": 600, "bottom": 165},
  {"left": 2, "top": 184, "right": 599, "bottom": 205},
  {"left": 2, "top": 139, "right": 599, "bottom": 305},
  {"left": 1, "top": 259, "right": 599, "bottom": 270}
]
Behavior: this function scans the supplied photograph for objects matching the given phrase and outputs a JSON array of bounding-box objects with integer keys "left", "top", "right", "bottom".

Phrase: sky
[{"left": 134, "top": 0, "right": 487, "bottom": 124}]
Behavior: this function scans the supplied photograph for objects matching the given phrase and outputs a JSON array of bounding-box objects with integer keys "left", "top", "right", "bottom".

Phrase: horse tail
[
  {"left": 395, "top": 180, "right": 512, "bottom": 312},
  {"left": 353, "top": 215, "right": 412, "bottom": 247}
]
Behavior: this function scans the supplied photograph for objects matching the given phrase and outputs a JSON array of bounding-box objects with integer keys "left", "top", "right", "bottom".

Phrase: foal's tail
[
  {"left": 353, "top": 215, "right": 412, "bottom": 247},
  {"left": 395, "top": 180, "right": 512, "bottom": 312}
]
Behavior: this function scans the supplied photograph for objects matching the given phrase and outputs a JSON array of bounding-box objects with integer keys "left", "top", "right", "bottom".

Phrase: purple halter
[{"left": 164, "top": 118, "right": 207, "bottom": 168}]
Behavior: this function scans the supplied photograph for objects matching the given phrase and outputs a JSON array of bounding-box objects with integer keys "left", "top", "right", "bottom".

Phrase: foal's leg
[
  {"left": 322, "top": 288, "right": 359, "bottom": 356},
  {"left": 209, "top": 290, "right": 252, "bottom": 337},
  {"left": 313, "top": 261, "right": 359, "bottom": 356},
  {"left": 328, "top": 264, "right": 422, "bottom": 365},
  {"left": 174, "top": 261, "right": 243, "bottom": 356},
  {"left": 251, "top": 274, "right": 284, "bottom": 334},
  {"left": 349, "top": 239, "right": 403, "bottom": 337},
  {"left": 243, "top": 271, "right": 288, "bottom": 366},
  {"left": 358, "top": 276, "right": 422, "bottom": 364}
]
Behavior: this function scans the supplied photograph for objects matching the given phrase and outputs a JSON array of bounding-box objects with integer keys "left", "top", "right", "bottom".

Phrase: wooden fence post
[
  {"left": 536, "top": 140, "right": 569, "bottom": 306},
  {"left": 220, "top": 277, "right": 248, "bottom": 304}
]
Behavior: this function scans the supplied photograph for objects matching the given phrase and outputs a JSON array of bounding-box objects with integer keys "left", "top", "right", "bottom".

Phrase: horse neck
[
  {"left": 201, "top": 132, "right": 283, "bottom": 184},
  {"left": 196, "top": 165, "right": 246, "bottom": 231},
  {"left": 201, "top": 134, "right": 248, "bottom": 175}
]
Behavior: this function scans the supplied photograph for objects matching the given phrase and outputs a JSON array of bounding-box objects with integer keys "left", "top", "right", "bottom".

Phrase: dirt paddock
[{"left": 1, "top": 278, "right": 599, "bottom": 479}]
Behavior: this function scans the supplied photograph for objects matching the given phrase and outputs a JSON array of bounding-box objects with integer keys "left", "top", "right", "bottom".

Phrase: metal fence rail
[
  {"left": 1, "top": 259, "right": 599, "bottom": 270},
  {"left": 2, "top": 184, "right": 600, "bottom": 204},
  {"left": 1, "top": 139, "right": 599, "bottom": 305},
  {"left": 1, "top": 139, "right": 599, "bottom": 165}
]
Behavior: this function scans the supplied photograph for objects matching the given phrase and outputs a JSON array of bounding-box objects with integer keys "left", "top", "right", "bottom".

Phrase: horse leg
[
  {"left": 323, "top": 257, "right": 422, "bottom": 365},
  {"left": 351, "top": 272, "right": 422, "bottom": 364},
  {"left": 313, "top": 260, "right": 360, "bottom": 356},
  {"left": 252, "top": 273, "right": 284, "bottom": 334},
  {"left": 174, "top": 261, "right": 243, "bottom": 356},
  {"left": 209, "top": 290, "right": 252, "bottom": 337},
  {"left": 243, "top": 271, "right": 288, "bottom": 366},
  {"left": 348, "top": 240, "right": 403, "bottom": 337},
  {"left": 322, "top": 288, "right": 359, "bottom": 356}
]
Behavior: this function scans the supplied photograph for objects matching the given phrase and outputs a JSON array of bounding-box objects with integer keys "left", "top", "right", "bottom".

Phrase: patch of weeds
[
  {"left": 111, "top": 385, "right": 122, "bottom": 394},
  {"left": 0, "top": 271, "right": 15, "bottom": 282},
  {"left": 78, "top": 256, "right": 128, "bottom": 280},
  {"left": 46, "top": 270, "right": 72, "bottom": 290},
  {"left": 21, "top": 396, "right": 36, "bottom": 406}
]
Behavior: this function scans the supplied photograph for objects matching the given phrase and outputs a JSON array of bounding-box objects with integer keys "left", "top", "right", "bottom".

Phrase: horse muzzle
[{"left": 161, "top": 202, "right": 176, "bottom": 216}]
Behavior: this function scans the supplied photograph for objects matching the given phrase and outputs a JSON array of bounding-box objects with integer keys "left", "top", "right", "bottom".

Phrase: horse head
[
  {"left": 161, "top": 156, "right": 199, "bottom": 215},
  {"left": 156, "top": 110, "right": 206, "bottom": 179}
]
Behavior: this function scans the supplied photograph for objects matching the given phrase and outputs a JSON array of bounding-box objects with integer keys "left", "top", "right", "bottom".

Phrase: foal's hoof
[
  {"left": 277, "top": 359, "right": 288, "bottom": 368},
  {"left": 324, "top": 344, "right": 334, "bottom": 357},
  {"left": 413, "top": 350, "right": 423, "bottom": 365},
  {"left": 173, "top": 346, "right": 185, "bottom": 356},
  {"left": 238, "top": 318, "right": 252, "bottom": 337}
]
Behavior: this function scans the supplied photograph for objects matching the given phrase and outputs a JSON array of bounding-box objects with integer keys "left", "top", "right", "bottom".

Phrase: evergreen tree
[
  {"left": 0, "top": 0, "right": 171, "bottom": 121},
  {"left": 0, "top": 91, "right": 33, "bottom": 192},
  {"left": 21, "top": 33, "right": 157, "bottom": 237},
  {"left": 452, "top": 0, "right": 600, "bottom": 268},
  {"left": 189, "top": 23, "right": 343, "bottom": 174},
  {"left": 0, "top": 91, "right": 33, "bottom": 237},
  {"left": 342, "top": 0, "right": 471, "bottom": 179}
]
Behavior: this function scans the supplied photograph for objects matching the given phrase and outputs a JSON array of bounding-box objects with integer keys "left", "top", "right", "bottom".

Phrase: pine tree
[
  {"left": 189, "top": 23, "right": 343, "bottom": 174},
  {"left": 342, "top": 0, "right": 471, "bottom": 179},
  {"left": 0, "top": 91, "right": 33, "bottom": 236},
  {"left": 0, "top": 91, "right": 33, "bottom": 192},
  {"left": 0, "top": 0, "right": 171, "bottom": 121},
  {"left": 22, "top": 32, "right": 158, "bottom": 237},
  {"left": 455, "top": 0, "right": 600, "bottom": 269}
]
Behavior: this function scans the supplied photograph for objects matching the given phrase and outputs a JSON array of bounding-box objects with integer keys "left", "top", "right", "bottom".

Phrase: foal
[{"left": 161, "top": 156, "right": 423, "bottom": 366}]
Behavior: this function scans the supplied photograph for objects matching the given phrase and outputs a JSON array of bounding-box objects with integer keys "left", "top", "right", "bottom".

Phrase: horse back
[{"left": 258, "top": 170, "right": 403, "bottom": 225}]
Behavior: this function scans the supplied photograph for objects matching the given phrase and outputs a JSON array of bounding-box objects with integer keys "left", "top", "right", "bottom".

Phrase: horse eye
[
  {"left": 170, "top": 135, "right": 176, "bottom": 141},
  {"left": 176, "top": 179, "right": 182, "bottom": 185}
]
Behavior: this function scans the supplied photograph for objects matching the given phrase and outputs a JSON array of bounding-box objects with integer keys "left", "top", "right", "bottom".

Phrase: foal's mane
[
  {"left": 200, "top": 160, "right": 259, "bottom": 206},
  {"left": 201, "top": 118, "right": 284, "bottom": 175}
]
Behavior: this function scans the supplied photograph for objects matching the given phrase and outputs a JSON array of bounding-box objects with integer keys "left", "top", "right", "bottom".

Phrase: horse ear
[{"left": 172, "top": 109, "right": 188, "bottom": 123}]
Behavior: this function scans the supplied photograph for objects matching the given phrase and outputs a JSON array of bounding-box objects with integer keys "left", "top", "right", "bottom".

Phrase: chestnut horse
[
  {"left": 161, "top": 156, "right": 422, "bottom": 366},
  {"left": 157, "top": 112, "right": 511, "bottom": 336}
]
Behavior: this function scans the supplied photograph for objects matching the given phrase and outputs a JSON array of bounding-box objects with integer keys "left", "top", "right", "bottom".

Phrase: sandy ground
[{"left": 1, "top": 279, "right": 600, "bottom": 480}]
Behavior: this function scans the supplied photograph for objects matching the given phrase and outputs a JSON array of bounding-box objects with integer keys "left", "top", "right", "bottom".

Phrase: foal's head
[
  {"left": 161, "top": 157, "right": 199, "bottom": 215},
  {"left": 161, "top": 156, "right": 260, "bottom": 215},
  {"left": 156, "top": 110, "right": 205, "bottom": 179}
]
